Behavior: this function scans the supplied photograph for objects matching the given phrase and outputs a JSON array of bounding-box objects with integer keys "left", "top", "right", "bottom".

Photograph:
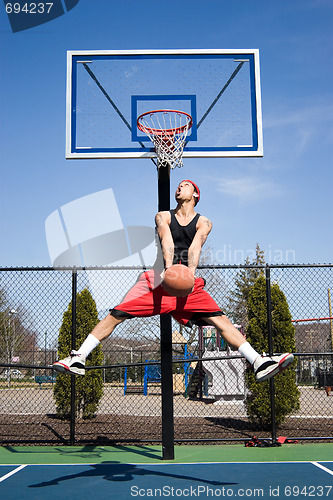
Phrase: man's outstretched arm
[
  {"left": 155, "top": 211, "right": 174, "bottom": 269},
  {"left": 187, "top": 216, "right": 212, "bottom": 274}
]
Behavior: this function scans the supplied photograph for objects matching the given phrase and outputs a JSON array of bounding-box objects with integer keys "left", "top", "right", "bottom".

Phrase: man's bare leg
[
  {"left": 205, "top": 315, "right": 247, "bottom": 350},
  {"left": 53, "top": 313, "right": 125, "bottom": 375},
  {"left": 89, "top": 314, "right": 124, "bottom": 342},
  {"left": 205, "top": 314, "right": 294, "bottom": 382}
]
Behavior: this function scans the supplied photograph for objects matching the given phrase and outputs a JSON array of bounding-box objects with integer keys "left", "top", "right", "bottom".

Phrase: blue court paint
[{"left": 1, "top": 462, "right": 332, "bottom": 499}]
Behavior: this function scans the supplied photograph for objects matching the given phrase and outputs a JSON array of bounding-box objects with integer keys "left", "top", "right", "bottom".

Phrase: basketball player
[{"left": 54, "top": 180, "right": 294, "bottom": 381}]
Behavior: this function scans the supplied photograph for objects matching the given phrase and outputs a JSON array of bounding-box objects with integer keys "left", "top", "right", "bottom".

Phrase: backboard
[{"left": 66, "top": 49, "right": 263, "bottom": 160}]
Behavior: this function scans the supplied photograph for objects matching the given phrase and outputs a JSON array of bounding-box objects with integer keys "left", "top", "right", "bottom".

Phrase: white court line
[
  {"left": 312, "top": 462, "right": 333, "bottom": 476},
  {"left": 130, "top": 460, "right": 333, "bottom": 466},
  {"left": 0, "top": 464, "right": 27, "bottom": 483}
]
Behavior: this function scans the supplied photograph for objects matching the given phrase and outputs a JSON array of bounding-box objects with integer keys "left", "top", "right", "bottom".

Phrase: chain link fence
[{"left": 0, "top": 264, "right": 332, "bottom": 446}]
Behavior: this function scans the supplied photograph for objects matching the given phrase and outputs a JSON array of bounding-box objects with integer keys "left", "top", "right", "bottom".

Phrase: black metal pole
[
  {"left": 158, "top": 162, "right": 175, "bottom": 460},
  {"left": 70, "top": 269, "right": 77, "bottom": 446},
  {"left": 265, "top": 264, "right": 277, "bottom": 445},
  {"left": 198, "top": 326, "right": 204, "bottom": 399}
]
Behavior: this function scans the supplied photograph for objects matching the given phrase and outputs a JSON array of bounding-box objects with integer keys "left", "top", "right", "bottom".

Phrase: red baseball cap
[{"left": 181, "top": 179, "right": 200, "bottom": 204}]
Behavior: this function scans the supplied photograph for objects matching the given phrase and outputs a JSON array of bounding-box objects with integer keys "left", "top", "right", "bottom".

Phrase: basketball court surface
[{"left": 1, "top": 444, "right": 332, "bottom": 499}]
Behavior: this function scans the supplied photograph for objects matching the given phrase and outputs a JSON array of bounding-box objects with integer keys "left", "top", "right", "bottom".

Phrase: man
[{"left": 53, "top": 180, "right": 294, "bottom": 381}]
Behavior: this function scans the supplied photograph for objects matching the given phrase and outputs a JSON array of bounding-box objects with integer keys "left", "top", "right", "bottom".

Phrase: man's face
[{"left": 175, "top": 181, "right": 196, "bottom": 204}]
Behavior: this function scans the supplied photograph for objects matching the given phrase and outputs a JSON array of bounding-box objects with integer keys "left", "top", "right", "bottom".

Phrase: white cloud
[
  {"left": 216, "top": 175, "right": 283, "bottom": 202},
  {"left": 263, "top": 101, "right": 333, "bottom": 160},
  {"left": 264, "top": 102, "right": 333, "bottom": 130}
]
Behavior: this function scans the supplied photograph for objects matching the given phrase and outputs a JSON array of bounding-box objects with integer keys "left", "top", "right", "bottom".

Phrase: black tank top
[{"left": 169, "top": 210, "right": 200, "bottom": 266}]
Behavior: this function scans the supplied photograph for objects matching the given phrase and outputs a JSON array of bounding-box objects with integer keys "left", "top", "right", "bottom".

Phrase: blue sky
[{"left": 0, "top": 0, "right": 332, "bottom": 267}]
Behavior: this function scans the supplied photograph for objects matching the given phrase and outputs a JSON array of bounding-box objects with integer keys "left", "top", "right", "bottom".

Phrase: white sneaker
[
  {"left": 254, "top": 353, "right": 294, "bottom": 382},
  {"left": 53, "top": 350, "right": 86, "bottom": 375}
]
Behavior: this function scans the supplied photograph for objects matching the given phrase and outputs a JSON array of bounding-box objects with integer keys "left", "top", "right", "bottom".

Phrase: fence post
[
  {"left": 265, "top": 264, "right": 277, "bottom": 445},
  {"left": 158, "top": 162, "right": 175, "bottom": 460},
  {"left": 70, "top": 268, "right": 77, "bottom": 446},
  {"left": 160, "top": 314, "right": 175, "bottom": 459}
]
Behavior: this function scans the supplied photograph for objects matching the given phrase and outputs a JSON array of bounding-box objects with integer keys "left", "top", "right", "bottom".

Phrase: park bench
[
  {"left": 34, "top": 375, "right": 57, "bottom": 389},
  {"left": 123, "top": 366, "right": 145, "bottom": 395},
  {"left": 143, "top": 361, "right": 162, "bottom": 396},
  {"left": 123, "top": 362, "right": 161, "bottom": 396}
]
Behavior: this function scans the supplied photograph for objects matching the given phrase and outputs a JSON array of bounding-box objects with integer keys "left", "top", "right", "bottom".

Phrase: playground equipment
[
  {"left": 202, "top": 348, "right": 246, "bottom": 402},
  {"left": 199, "top": 326, "right": 246, "bottom": 402},
  {"left": 124, "top": 330, "right": 195, "bottom": 396},
  {"left": 123, "top": 347, "right": 195, "bottom": 396}
]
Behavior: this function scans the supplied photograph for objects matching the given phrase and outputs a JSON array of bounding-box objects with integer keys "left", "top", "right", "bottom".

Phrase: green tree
[
  {"left": 227, "top": 244, "right": 265, "bottom": 328},
  {"left": 0, "top": 285, "right": 37, "bottom": 378},
  {"left": 244, "top": 275, "right": 300, "bottom": 428},
  {"left": 54, "top": 288, "right": 103, "bottom": 419}
]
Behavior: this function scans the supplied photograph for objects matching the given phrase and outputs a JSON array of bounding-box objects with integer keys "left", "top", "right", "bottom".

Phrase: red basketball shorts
[{"left": 110, "top": 270, "right": 223, "bottom": 326}]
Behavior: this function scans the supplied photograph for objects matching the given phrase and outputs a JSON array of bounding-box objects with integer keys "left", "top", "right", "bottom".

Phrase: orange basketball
[{"left": 162, "top": 264, "right": 195, "bottom": 297}]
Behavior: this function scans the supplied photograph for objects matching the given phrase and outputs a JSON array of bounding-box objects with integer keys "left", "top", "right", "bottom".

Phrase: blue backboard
[{"left": 66, "top": 49, "right": 263, "bottom": 159}]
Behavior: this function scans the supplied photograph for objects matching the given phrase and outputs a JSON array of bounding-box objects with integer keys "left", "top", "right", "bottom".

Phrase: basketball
[{"left": 162, "top": 264, "right": 195, "bottom": 297}]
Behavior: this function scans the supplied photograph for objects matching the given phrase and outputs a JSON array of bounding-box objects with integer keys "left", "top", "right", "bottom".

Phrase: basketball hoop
[{"left": 137, "top": 110, "right": 193, "bottom": 169}]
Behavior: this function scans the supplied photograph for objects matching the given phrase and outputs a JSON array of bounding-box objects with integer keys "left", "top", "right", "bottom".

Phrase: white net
[{"left": 137, "top": 110, "right": 192, "bottom": 168}]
